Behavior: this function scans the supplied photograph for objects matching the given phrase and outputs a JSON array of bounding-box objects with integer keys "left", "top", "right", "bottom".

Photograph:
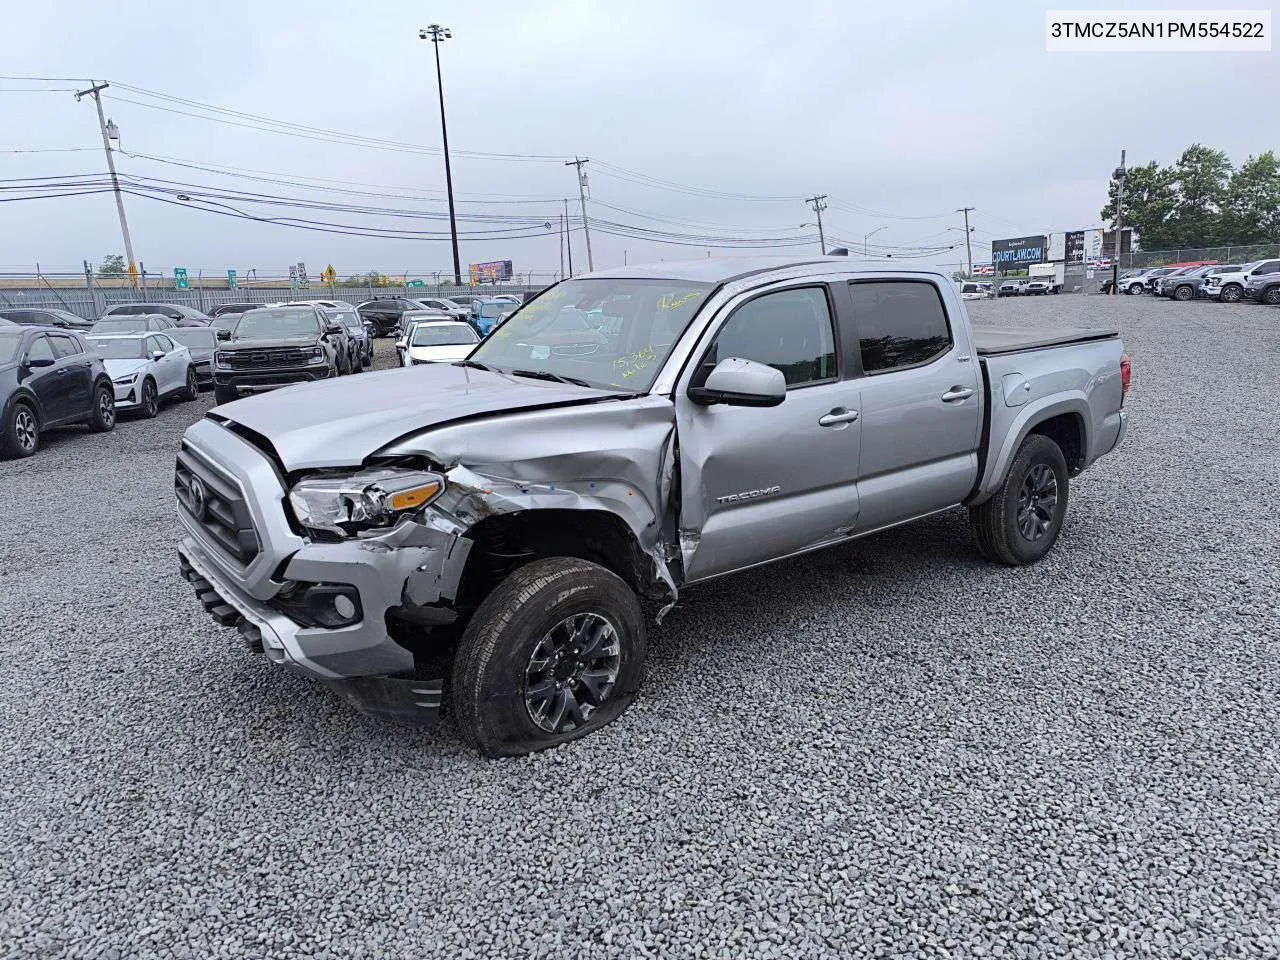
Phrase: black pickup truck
[{"left": 212, "top": 306, "right": 349, "bottom": 404}]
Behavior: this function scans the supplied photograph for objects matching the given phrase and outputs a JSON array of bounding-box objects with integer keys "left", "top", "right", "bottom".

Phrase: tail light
[{"left": 1120, "top": 353, "right": 1132, "bottom": 405}]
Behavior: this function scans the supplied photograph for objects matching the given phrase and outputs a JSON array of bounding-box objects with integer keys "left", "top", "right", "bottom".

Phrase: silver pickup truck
[{"left": 176, "top": 259, "right": 1130, "bottom": 755}]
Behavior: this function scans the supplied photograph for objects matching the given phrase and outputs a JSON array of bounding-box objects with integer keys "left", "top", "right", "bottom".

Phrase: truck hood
[
  {"left": 221, "top": 336, "right": 321, "bottom": 350},
  {"left": 214, "top": 363, "right": 623, "bottom": 470}
]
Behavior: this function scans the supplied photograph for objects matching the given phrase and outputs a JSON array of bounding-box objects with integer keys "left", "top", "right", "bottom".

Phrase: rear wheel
[
  {"left": 213, "top": 385, "right": 238, "bottom": 405},
  {"left": 1262, "top": 286, "right": 1280, "bottom": 306},
  {"left": 139, "top": 378, "right": 159, "bottom": 418},
  {"left": 450, "top": 557, "right": 646, "bottom": 757},
  {"left": 180, "top": 366, "right": 199, "bottom": 401},
  {"left": 89, "top": 383, "right": 115, "bottom": 432},
  {"left": 969, "top": 434, "right": 1069, "bottom": 566},
  {"left": 2, "top": 401, "right": 39, "bottom": 459}
]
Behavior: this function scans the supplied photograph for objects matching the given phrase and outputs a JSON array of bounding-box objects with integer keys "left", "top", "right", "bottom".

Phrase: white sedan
[
  {"left": 396, "top": 320, "right": 480, "bottom": 366},
  {"left": 88, "top": 332, "right": 197, "bottom": 418}
]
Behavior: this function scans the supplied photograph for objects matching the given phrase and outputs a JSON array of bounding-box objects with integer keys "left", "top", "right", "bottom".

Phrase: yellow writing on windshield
[
  {"left": 657, "top": 291, "right": 700, "bottom": 311},
  {"left": 612, "top": 345, "right": 659, "bottom": 380}
]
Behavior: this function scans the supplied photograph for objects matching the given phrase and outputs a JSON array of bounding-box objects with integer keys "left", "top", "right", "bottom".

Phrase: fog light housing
[{"left": 271, "top": 582, "right": 363, "bottom": 628}]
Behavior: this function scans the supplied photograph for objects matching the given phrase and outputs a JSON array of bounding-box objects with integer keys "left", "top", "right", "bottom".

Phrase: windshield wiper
[
  {"left": 457, "top": 359, "right": 494, "bottom": 372},
  {"left": 509, "top": 369, "right": 595, "bottom": 388}
]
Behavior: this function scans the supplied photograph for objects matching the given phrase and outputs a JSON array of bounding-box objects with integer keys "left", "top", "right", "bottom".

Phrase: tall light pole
[
  {"left": 1111, "top": 150, "right": 1126, "bottom": 295},
  {"left": 956, "top": 207, "right": 975, "bottom": 276},
  {"left": 804, "top": 194, "right": 828, "bottom": 253},
  {"left": 863, "top": 225, "right": 886, "bottom": 256},
  {"left": 75, "top": 81, "right": 138, "bottom": 287},
  {"left": 420, "top": 25, "right": 462, "bottom": 286}
]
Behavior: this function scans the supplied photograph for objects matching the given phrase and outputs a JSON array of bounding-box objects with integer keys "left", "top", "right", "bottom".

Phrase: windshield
[
  {"left": 470, "top": 278, "right": 713, "bottom": 391},
  {"left": 89, "top": 337, "right": 147, "bottom": 359},
  {"left": 478, "top": 301, "right": 510, "bottom": 318},
  {"left": 0, "top": 331, "right": 21, "bottom": 363},
  {"left": 411, "top": 324, "right": 479, "bottom": 347},
  {"left": 168, "top": 328, "right": 218, "bottom": 348},
  {"left": 334, "top": 310, "right": 363, "bottom": 330},
  {"left": 92, "top": 318, "right": 152, "bottom": 333},
  {"left": 232, "top": 309, "right": 320, "bottom": 339}
]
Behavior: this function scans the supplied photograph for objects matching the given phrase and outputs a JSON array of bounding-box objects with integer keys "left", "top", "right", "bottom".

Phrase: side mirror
[
  {"left": 151, "top": 350, "right": 166, "bottom": 361},
  {"left": 687, "top": 357, "right": 786, "bottom": 408},
  {"left": 26, "top": 356, "right": 55, "bottom": 368},
  {"left": 216, "top": 328, "right": 232, "bottom": 340}
]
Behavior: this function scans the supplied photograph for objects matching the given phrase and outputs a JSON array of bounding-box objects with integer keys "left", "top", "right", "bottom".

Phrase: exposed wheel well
[
  {"left": 454, "top": 509, "right": 655, "bottom": 614},
  {"left": 1029, "top": 412, "right": 1085, "bottom": 475}
]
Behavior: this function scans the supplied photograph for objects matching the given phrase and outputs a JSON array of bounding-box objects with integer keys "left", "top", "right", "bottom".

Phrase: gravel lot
[{"left": 2, "top": 296, "right": 1279, "bottom": 959}]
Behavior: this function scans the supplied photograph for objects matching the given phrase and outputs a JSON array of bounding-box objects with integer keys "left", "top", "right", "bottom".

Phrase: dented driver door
[{"left": 674, "top": 283, "right": 861, "bottom": 582}]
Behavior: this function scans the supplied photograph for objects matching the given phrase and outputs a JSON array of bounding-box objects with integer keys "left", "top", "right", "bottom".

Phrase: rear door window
[
  {"left": 49, "top": 334, "right": 80, "bottom": 358},
  {"left": 848, "top": 281, "right": 953, "bottom": 374}
]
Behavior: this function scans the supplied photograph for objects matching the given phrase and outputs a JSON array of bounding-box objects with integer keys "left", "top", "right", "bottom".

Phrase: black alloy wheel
[
  {"left": 1263, "top": 286, "right": 1280, "bottom": 306},
  {"left": 182, "top": 366, "right": 199, "bottom": 400},
  {"left": 89, "top": 385, "right": 115, "bottom": 432},
  {"left": 4, "top": 403, "right": 39, "bottom": 458},
  {"left": 523, "top": 613, "right": 622, "bottom": 734},
  {"left": 1174, "top": 285, "right": 1194, "bottom": 301},
  {"left": 140, "top": 378, "right": 159, "bottom": 418},
  {"left": 1016, "top": 463, "right": 1059, "bottom": 543}
]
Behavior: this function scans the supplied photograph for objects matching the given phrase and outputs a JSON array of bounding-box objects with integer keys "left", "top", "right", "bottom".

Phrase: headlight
[
  {"left": 112, "top": 374, "right": 137, "bottom": 385},
  {"left": 288, "top": 468, "right": 445, "bottom": 537},
  {"left": 306, "top": 347, "right": 326, "bottom": 364},
  {"left": 214, "top": 352, "right": 233, "bottom": 370}
]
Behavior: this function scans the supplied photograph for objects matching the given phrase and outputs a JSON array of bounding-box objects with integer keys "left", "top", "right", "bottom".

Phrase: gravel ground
[{"left": 2, "top": 297, "right": 1279, "bottom": 959}]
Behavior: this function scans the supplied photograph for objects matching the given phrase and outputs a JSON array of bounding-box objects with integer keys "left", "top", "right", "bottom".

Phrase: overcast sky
[{"left": 1, "top": 0, "right": 1275, "bottom": 280}]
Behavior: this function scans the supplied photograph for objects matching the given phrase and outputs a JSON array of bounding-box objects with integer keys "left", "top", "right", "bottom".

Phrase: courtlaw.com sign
[{"left": 992, "top": 236, "right": 1048, "bottom": 270}]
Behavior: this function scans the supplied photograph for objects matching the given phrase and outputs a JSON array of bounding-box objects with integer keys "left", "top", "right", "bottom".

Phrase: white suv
[{"left": 1202, "top": 259, "right": 1280, "bottom": 303}]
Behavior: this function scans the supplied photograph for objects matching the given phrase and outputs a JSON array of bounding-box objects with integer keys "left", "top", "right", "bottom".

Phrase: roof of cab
[{"left": 578, "top": 256, "right": 946, "bottom": 284}]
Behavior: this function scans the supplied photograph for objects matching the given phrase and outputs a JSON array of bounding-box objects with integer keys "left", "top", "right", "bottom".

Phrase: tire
[
  {"left": 450, "top": 557, "right": 646, "bottom": 757},
  {"left": 1262, "top": 286, "right": 1280, "bottom": 306},
  {"left": 1219, "top": 284, "right": 1242, "bottom": 303},
  {"left": 89, "top": 383, "right": 115, "bottom": 432},
  {"left": 213, "top": 385, "right": 239, "bottom": 405},
  {"left": 1173, "top": 285, "right": 1194, "bottom": 302},
  {"left": 1126, "top": 284, "right": 1141, "bottom": 295},
  {"left": 139, "top": 377, "right": 159, "bottom": 418},
  {"left": 969, "top": 433, "right": 1070, "bottom": 566},
  {"left": 180, "top": 366, "right": 199, "bottom": 401},
  {"left": 2, "top": 401, "right": 40, "bottom": 459}
]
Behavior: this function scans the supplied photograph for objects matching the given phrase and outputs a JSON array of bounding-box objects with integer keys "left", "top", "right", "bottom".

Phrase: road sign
[
  {"left": 174, "top": 267, "right": 189, "bottom": 290},
  {"left": 227, "top": 269, "right": 237, "bottom": 289},
  {"left": 289, "top": 265, "right": 299, "bottom": 290},
  {"left": 296, "top": 261, "right": 310, "bottom": 288},
  {"left": 321, "top": 264, "right": 337, "bottom": 285},
  {"left": 406, "top": 279, "right": 425, "bottom": 288}
]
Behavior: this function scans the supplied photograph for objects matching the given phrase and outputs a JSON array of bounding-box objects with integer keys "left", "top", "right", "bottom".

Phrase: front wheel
[
  {"left": 89, "top": 383, "right": 115, "bottom": 432},
  {"left": 450, "top": 557, "right": 646, "bottom": 757},
  {"left": 969, "top": 434, "right": 1069, "bottom": 566},
  {"left": 139, "top": 378, "right": 159, "bottom": 418},
  {"left": 2, "top": 401, "right": 39, "bottom": 459},
  {"left": 1219, "top": 284, "right": 1242, "bottom": 303},
  {"left": 1173, "top": 285, "right": 1194, "bottom": 302}
]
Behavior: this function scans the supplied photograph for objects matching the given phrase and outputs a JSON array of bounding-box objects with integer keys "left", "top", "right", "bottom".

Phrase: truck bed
[{"left": 972, "top": 327, "right": 1118, "bottom": 356}]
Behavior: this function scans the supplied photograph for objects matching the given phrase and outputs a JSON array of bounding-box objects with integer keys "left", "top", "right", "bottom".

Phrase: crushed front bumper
[{"left": 175, "top": 418, "right": 473, "bottom": 718}]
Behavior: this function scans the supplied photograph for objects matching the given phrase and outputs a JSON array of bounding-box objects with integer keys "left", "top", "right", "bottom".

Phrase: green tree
[
  {"left": 1101, "top": 160, "right": 1178, "bottom": 250},
  {"left": 1222, "top": 151, "right": 1280, "bottom": 244},
  {"left": 97, "top": 254, "right": 126, "bottom": 277},
  {"left": 1165, "top": 144, "right": 1233, "bottom": 246}
]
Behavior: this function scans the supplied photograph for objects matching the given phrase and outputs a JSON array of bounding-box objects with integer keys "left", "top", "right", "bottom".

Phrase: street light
[
  {"left": 863, "top": 226, "right": 886, "bottom": 255},
  {"left": 420, "top": 25, "right": 462, "bottom": 287}
]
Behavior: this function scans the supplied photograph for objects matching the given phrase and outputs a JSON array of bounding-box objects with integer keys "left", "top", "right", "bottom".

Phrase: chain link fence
[{"left": 1121, "top": 243, "right": 1280, "bottom": 270}]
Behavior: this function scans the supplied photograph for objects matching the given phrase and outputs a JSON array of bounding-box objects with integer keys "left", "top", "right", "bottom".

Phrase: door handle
[
  {"left": 941, "top": 386, "right": 974, "bottom": 402},
  {"left": 818, "top": 408, "right": 860, "bottom": 427}
]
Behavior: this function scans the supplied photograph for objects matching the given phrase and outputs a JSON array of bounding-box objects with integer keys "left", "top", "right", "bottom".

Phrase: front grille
[
  {"left": 175, "top": 445, "right": 260, "bottom": 564},
  {"left": 225, "top": 348, "right": 315, "bottom": 368}
]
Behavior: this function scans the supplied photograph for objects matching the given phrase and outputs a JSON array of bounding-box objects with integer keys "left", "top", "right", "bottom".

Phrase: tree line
[{"left": 1102, "top": 145, "right": 1280, "bottom": 250}]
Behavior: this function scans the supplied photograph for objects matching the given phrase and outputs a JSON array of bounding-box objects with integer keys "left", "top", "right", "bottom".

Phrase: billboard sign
[
  {"left": 992, "top": 236, "right": 1047, "bottom": 271},
  {"left": 468, "top": 259, "right": 514, "bottom": 284},
  {"left": 1048, "top": 233, "right": 1066, "bottom": 262},
  {"left": 1065, "top": 231, "right": 1085, "bottom": 264}
]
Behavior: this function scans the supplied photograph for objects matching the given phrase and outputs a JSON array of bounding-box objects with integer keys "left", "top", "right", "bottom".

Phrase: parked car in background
[
  {"left": 100, "top": 302, "right": 210, "bottom": 327},
  {"left": 88, "top": 333, "right": 197, "bottom": 417},
  {"left": 1114, "top": 270, "right": 1153, "bottom": 295},
  {"left": 1245, "top": 268, "right": 1280, "bottom": 305},
  {"left": 209, "top": 302, "right": 260, "bottom": 318},
  {"left": 1160, "top": 264, "right": 1241, "bottom": 301},
  {"left": 958, "top": 281, "right": 991, "bottom": 300},
  {"left": 211, "top": 305, "right": 347, "bottom": 404},
  {"left": 1131, "top": 266, "right": 1180, "bottom": 293},
  {"left": 395, "top": 319, "right": 480, "bottom": 366},
  {"left": 411, "top": 297, "right": 470, "bottom": 322},
  {"left": 166, "top": 326, "right": 219, "bottom": 388},
  {"left": 0, "top": 308, "right": 94, "bottom": 331},
  {"left": 471, "top": 297, "right": 517, "bottom": 335},
  {"left": 90, "top": 315, "right": 175, "bottom": 335},
  {"left": 996, "top": 279, "right": 1022, "bottom": 297},
  {"left": 1, "top": 326, "right": 115, "bottom": 457},
  {"left": 327, "top": 307, "right": 372, "bottom": 368},
  {"left": 175, "top": 260, "right": 1130, "bottom": 755},
  {"left": 1206, "top": 259, "right": 1280, "bottom": 303},
  {"left": 1023, "top": 278, "right": 1060, "bottom": 295},
  {"left": 357, "top": 297, "right": 425, "bottom": 337}
]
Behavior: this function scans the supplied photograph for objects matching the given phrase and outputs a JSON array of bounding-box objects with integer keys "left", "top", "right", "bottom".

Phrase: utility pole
[
  {"left": 804, "top": 195, "right": 828, "bottom": 253},
  {"left": 563, "top": 198, "right": 575, "bottom": 277},
  {"left": 956, "top": 207, "right": 976, "bottom": 277},
  {"left": 1111, "top": 149, "right": 1126, "bottom": 295},
  {"left": 75, "top": 82, "right": 137, "bottom": 287},
  {"left": 420, "top": 25, "right": 462, "bottom": 286},
  {"left": 566, "top": 157, "right": 594, "bottom": 271},
  {"left": 558, "top": 211, "right": 565, "bottom": 280}
]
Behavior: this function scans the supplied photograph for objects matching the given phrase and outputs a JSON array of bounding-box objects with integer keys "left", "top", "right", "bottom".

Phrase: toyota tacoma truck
[{"left": 176, "top": 259, "right": 1130, "bottom": 756}]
